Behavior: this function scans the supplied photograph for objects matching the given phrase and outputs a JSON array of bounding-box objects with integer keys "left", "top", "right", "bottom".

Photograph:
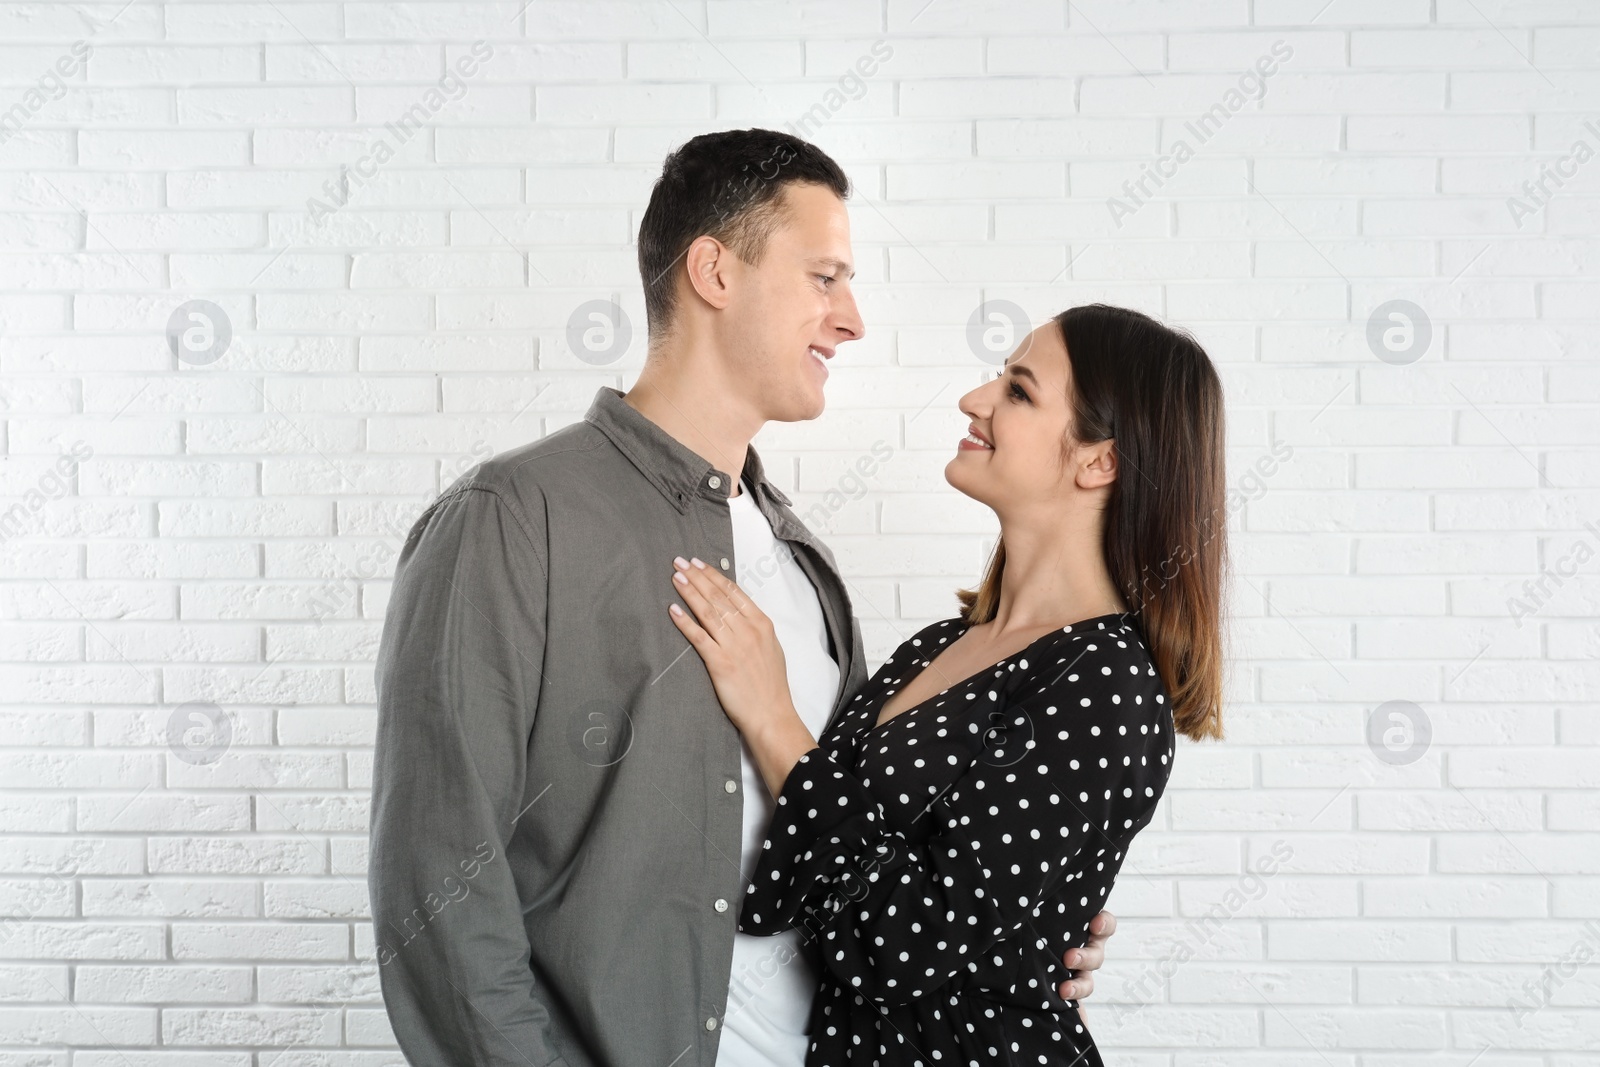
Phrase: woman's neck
[{"left": 984, "top": 510, "right": 1127, "bottom": 636}]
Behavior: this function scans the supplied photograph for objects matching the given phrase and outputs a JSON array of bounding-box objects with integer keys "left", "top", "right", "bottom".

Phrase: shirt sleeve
[
  {"left": 737, "top": 635, "right": 1169, "bottom": 1006},
  {"left": 369, "top": 484, "right": 566, "bottom": 1066}
]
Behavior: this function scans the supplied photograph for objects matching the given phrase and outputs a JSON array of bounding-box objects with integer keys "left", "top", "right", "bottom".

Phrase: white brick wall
[{"left": 0, "top": 0, "right": 1596, "bottom": 1062}]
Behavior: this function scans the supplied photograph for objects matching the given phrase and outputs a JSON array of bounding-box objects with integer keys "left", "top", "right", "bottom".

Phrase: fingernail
[
  {"left": 673, "top": 571, "right": 688, "bottom": 584},
  {"left": 673, "top": 556, "right": 689, "bottom": 569},
  {"left": 670, "top": 603, "right": 683, "bottom": 616},
  {"left": 690, "top": 557, "right": 706, "bottom": 569},
  {"left": 1067, "top": 952, "right": 1079, "bottom": 965}
]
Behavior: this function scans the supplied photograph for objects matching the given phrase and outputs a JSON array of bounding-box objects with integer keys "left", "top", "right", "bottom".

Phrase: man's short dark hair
[{"left": 637, "top": 128, "right": 850, "bottom": 338}]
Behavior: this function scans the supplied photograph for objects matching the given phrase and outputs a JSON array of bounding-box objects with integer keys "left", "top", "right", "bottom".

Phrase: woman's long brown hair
[{"left": 955, "top": 304, "right": 1228, "bottom": 741}]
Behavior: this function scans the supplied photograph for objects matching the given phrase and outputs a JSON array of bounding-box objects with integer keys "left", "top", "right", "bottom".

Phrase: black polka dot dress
[{"left": 737, "top": 612, "right": 1174, "bottom": 1067}]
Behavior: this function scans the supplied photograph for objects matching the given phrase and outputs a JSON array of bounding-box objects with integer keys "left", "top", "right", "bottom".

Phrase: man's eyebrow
[{"left": 812, "top": 257, "right": 855, "bottom": 280}]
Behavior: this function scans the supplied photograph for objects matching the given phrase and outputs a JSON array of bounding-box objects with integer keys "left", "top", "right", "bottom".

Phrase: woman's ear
[{"left": 1075, "top": 438, "right": 1118, "bottom": 491}]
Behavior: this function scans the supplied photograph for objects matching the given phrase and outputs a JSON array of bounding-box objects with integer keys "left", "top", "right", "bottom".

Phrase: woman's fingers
[
  {"left": 1072, "top": 939, "right": 1105, "bottom": 973},
  {"left": 673, "top": 557, "right": 749, "bottom": 646},
  {"left": 696, "top": 561, "right": 744, "bottom": 617},
  {"left": 699, "top": 557, "right": 747, "bottom": 600},
  {"left": 1058, "top": 911, "right": 1116, "bottom": 1000},
  {"left": 677, "top": 559, "right": 745, "bottom": 625},
  {"left": 667, "top": 596, "right": 712, "bottom": 648},
  {"left": 686, "top": 556, "right": 757, "bottom": 618},
  {"left": 670, "top": 555, "right": 776, "bottom": 682},
  {"left": 672, "top": 563, "right": 724, "bottom": 635}
]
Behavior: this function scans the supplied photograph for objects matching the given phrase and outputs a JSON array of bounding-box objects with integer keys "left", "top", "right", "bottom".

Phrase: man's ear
[
  {"left": 683, "top": 234, "right": 734, "bottom": 312},
  {"left": 1075, "top": 438, "right": 1117, "bottom": 491}
]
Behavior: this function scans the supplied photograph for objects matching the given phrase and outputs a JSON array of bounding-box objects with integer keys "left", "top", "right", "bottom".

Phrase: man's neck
[{"left": 622, "top": 363, "right": 760, "bottom": 497}]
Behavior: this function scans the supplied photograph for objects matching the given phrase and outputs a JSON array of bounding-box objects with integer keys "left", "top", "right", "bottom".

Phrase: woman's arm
[
  {"left": 668, "top": 554, "right": 818, "bottom": 797},
  {"left": 667, "top": 555, "right": 1141, "bottom": 1005},
  {"left": 734, "top": 683, "right": 1157, "bottom": 1005}
]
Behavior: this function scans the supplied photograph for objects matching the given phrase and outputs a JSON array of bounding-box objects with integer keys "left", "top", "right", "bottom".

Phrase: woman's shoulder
[
  {"left": 1021, "top": 612, "right": 1169, "bottom": 719},
  {"left": 1037, "top": 611, "right": 1151, "bottom": 664}
]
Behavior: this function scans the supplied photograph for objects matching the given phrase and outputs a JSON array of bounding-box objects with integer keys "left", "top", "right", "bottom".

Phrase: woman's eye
[{"left": 995, "top": 373, "right": 1028, "bottom": 402}]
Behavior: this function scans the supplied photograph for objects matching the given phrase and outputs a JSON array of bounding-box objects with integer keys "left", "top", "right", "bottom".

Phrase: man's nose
[{"left": 831, "top": 288, "right": 865, "bottom": 342}]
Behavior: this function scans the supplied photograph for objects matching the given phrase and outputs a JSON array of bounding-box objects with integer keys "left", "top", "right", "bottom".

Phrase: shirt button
[
  {"left": 707, "top": 475, "right": 721, "bottom": 489},
  {"left": 714, "top": 898, "right": 729, "bottom": 912},
  {"left": 724, "top": 779, "right": 737, "bottom": 793},
  {"left": 719, "top": 557, "right": 730, "bottom": 570},
  {"left": 705, "top": 1016, "right": 718, "bottom": 1031}
]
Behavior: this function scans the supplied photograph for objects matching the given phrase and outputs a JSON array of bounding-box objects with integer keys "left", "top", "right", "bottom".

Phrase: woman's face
[{"left": 945, "top": 322, "right": 1116, "bottom": 512}]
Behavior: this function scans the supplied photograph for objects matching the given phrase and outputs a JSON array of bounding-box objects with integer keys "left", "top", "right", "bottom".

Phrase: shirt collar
[{"left": 583, "top": 386, "right": 793, "bottom": 515}]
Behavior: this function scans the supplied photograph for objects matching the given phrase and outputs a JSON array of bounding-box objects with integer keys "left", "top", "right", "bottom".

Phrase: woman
[{"left": 667, "top": 304, "right": 1227, "bottom": 1065}]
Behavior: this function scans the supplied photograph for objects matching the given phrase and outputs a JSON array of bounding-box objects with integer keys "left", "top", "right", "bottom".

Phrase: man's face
[{"left": 722, "top": 182, "right": 865, "bottom": 423}]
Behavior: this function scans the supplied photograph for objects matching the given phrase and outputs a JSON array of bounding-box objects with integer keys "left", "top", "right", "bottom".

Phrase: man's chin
[{"left": 774, "top": 386, "right": 826, "bottom": 423}]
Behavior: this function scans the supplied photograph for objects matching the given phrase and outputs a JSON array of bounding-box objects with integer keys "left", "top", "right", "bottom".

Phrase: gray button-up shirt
[{"left": 370, "top": 386, "right": 867, "bottom": 1066}]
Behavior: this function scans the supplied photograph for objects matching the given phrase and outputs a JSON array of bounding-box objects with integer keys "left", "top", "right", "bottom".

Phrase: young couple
[{"left": 370, "top": 128, "right": 1226, "bottom": 1067}]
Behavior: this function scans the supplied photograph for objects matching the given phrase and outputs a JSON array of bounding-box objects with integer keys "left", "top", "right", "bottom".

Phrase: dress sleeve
[{"left": 737, "top": 634, "right": 1169, "bottom": 1006}]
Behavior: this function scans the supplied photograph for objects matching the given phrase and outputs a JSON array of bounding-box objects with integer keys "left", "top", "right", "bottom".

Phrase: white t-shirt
[{"left": 716, "top": 478, "right": 841, "bottom": 1067}]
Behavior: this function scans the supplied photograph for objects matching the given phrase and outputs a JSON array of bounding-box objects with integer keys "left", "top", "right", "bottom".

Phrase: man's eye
[{"left": 817, "top": 274, "right": 834, "bottom": 285}]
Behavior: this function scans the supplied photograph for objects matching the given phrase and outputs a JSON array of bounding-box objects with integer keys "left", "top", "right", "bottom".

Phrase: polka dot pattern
[{"left": 736, "top": 612, "right": 1174, "bottom": 1066}]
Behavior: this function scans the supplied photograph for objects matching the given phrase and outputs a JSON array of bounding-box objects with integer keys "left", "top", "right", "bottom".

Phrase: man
[{"left": 369, "top": 128, "right": 1116, "bottom": 1066}]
